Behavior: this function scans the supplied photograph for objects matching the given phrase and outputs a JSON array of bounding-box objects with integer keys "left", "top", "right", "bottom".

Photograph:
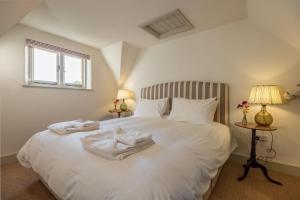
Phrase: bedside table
[
  {"left": 235, "top": 122, "right": 282, "bottom": 185},
  {"left": 109, "top": 109, "right": 132, "bottom": 118}
]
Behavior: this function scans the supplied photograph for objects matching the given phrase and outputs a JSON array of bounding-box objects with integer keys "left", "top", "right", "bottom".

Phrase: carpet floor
[{"left": 1, "top": 161, "right": 300, "bottom": 200}]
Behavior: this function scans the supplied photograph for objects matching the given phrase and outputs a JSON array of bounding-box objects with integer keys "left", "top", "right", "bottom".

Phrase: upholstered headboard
[{"left": 140, "top": 81, "right": 229, "bottom": 125}]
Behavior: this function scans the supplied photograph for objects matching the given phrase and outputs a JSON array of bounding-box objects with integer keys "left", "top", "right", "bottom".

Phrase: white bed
[
  {"left": 18, "top": 117, "right": 236, "bottom": 200},
  {"left": 17, "top": 81, "right": 236, "bottom": 200}
]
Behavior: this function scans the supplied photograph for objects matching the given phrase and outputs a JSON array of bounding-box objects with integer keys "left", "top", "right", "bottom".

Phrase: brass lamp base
[
  {"left": 120, "top": 99, "right": 128, "bottom": 111},
  {"left": 255, "top": 104, "right": 273, "bottom": 126}
]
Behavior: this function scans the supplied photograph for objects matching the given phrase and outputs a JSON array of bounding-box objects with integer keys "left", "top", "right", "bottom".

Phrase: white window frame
[{"left": 25, "top": 46, "right": 91, "bottom": 90}]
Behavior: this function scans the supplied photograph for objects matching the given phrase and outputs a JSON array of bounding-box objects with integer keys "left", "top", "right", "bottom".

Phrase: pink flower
[
  {"left": 237, "top": 100, "right": 250, "bottom": 113},
  {"left": 113, "top": 99, "right": 119, "bottom": 105},
  {"left": 242, "top": 100, "right": 248, "bottom": 105}
]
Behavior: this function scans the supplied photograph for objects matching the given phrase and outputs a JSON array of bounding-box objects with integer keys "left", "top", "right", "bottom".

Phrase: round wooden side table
[
  {"left": 234, "top": 122, "right": 282, "bottom": 185},
  {"left": 109, "top": 109, "right": 132, "bottom": 118}
]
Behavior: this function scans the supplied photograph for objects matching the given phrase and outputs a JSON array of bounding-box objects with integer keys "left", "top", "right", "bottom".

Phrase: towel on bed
[
  {"left": 115, "top": 130, "right": 152, "bottom": 146},
  {"left": 81, "top": 129, "right": 154, "bottom": 160},
  {"left": 48, "top": 120, "right": 100, "bottom": 135}
]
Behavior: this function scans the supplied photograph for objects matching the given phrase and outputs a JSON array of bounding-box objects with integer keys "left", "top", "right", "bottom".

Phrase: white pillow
[
  {"left": 134, "top": 98, "right": 169, "bottom": 118},
  {"left": 168, "top": 97, "right": 218, "bottom": 124}
]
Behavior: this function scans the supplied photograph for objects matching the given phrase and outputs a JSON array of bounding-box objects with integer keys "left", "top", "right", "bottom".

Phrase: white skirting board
[
  {"left": 229, "top": 153, "right": 300, "bottom": 178},
  {"left": 1, "top": 153, "right": 17, "bottom": 165}
]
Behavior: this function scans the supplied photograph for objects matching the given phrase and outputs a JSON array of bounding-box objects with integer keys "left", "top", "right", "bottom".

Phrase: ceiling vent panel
[{"left": 140, "top": 9, "right": 194, "bottom": 39}]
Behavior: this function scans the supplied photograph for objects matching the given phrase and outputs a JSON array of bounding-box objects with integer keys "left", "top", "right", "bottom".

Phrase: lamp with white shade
[{"left": 248, "top": 85, "right": 283, "bottom": 126}]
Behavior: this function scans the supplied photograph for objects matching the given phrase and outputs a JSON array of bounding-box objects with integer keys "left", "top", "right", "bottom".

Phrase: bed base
[
  {"left": 38, "top": 164, "right": 223, "bottom": 200},
  {"left": 202, "top": 165, "right": 223, "bottom": 200},
  {"left": 39, "top": 176, "right": 62, "bottom": 200}
]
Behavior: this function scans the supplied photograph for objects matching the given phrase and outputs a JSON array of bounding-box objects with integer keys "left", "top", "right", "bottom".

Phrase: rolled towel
[
  {"left": 114, "top": 127, "right": 125, "bottom": 135},
  {"left": 77, "top": 120, "right": 99, "bottom": 128}
]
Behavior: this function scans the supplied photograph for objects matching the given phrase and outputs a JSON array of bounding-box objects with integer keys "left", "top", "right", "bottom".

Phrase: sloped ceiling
[
  {"left": 102, "top": 42, "right": 123, "bottom": 83},
  {"left": 247, "top": 0, "right": 300, "bottom": 51},
  {"left": 20, "top": 0, "right": 247, "bottom": 48},
  {"left": 102, "top": 41, "right": 140, "bottom": 87},
  {"left": 0, "top": 0, "right": 41, "bottom": 36}
]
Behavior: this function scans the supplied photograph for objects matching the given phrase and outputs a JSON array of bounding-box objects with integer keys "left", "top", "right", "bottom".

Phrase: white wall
[
  {"left": 124, "top": 20, "right": 300, "bottom": 167},
  {"left": 0, "top": 24, "right": 117, "bottom": 157}
]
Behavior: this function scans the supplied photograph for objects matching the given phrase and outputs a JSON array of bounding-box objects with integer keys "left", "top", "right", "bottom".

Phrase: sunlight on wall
[{"left": 237, "top": 63, "right": 298, "bottom": 82}]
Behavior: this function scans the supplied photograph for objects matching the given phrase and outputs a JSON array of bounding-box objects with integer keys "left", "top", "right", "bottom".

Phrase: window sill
[{"left": 22, "top": 83, "right": 93, "bottom": 91}]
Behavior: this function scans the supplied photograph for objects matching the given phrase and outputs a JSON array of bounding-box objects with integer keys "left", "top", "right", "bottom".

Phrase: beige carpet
[{"left": 1, "top": 161, "right": 300, "bottom": 200}]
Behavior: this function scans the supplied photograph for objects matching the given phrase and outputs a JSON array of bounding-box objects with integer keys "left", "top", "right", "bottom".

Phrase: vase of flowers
[
  {"left": 237, "top": 100, "right": 250, "bottom": 126},
  {"left": 113, "top": 99, "right": 119, "bottom": 111}
]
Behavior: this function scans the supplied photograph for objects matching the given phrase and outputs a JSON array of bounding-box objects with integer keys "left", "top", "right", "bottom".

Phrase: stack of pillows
[{"left": 134, "top": 97, "right": 218, "bottom": 124}]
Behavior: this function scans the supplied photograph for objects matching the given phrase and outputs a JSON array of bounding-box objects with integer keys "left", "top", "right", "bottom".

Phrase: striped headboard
[{"left": 140, "top": 81, "right": 229, "bottom": 125}]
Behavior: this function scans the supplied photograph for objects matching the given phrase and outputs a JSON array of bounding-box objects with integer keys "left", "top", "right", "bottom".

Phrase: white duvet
[{"left": 17, "top": 117, "right": 237, "bottom": 200}]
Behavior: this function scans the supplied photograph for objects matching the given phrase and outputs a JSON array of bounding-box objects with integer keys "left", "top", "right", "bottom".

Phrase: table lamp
[
  {"left": 117, "top": 89, "right": 132, "bottom": 111},
  {"left": 248, "top": 85, "right": 282, "bottom": 126}
]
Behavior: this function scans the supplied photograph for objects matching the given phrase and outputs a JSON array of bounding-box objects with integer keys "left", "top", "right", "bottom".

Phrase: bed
[{"left": 17, "top": 81, "right": 237, "bottom": 200}]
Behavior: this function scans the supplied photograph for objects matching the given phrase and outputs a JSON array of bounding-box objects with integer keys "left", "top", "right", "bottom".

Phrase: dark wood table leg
[
  {"left": 238, "top": 129, "right": 282, "bottom": 185},
  {"left": 238, "top": 128, "right": 257, "bottom": 181},
  {"left": 237, "top": 160, "right": 251, "bottom": 181},
  {"left": 255, "top": 162, "right": 282, "bottom": 185}
]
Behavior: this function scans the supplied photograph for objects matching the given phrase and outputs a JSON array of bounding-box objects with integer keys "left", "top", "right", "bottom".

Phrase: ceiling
[
  {"left": 247, "top": 0, "right": 300, "bottom": 51},
  {"left": 0, "top": 0, "right": 41, "bottom": 36},
  {"left": 20, "top": 0, "right": 247, "bottom": 48}
]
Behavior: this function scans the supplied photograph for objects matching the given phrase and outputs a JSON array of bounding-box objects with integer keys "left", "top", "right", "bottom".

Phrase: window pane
[
  {"left": 33, "top": 48, "right": 57, "bottom": 82},
  {"left": 64, "top": 55, "right": 83, "bottom": 85}
]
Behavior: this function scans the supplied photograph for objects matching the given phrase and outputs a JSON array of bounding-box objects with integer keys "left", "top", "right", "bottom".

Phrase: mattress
[{"left": 18, "top": 117, "right": 237, "bottom": 200}]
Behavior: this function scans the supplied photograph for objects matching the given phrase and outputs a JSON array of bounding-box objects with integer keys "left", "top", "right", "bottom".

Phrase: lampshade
[
  {"left": 117, "top": 89, "right": 132, "bottom": 100},
  {"left": 249, "top": 85, "right": 282, "bottom": 105}
]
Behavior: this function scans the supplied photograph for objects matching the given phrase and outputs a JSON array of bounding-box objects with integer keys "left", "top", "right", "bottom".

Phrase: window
[
  {"left": 25, "top": 39, "right": 91, "bottom": 89},
  {"left": 33, "top": 48, "right": 58, "bottom": 84},
  {"left": 64, "top": 55, "right": 83, "bottom": 86}
]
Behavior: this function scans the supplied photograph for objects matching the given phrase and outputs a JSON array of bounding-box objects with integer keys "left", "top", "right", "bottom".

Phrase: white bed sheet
[{"left": 17, "top": 117, "right": 237, "bottom": 200}]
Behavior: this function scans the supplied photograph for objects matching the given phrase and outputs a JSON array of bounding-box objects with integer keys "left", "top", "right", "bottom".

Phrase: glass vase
[{"left": 242, "top": 113, "right": 247, "bottom": 126}]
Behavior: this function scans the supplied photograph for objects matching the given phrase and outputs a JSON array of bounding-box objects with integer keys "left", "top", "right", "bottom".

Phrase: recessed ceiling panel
[{"left": 140, "top": 9, "right": 194, "bottom": 39}]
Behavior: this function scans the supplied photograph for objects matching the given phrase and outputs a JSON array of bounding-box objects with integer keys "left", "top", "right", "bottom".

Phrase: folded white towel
[
  {"left": 81, "top": 131, "right": 154, "bottom": 160},
  {"left": 115, "top": 130, "right": 152, "bottom": 146},
  {"left": 48, "top": 120, "right": 100, "bottom": 135}
]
